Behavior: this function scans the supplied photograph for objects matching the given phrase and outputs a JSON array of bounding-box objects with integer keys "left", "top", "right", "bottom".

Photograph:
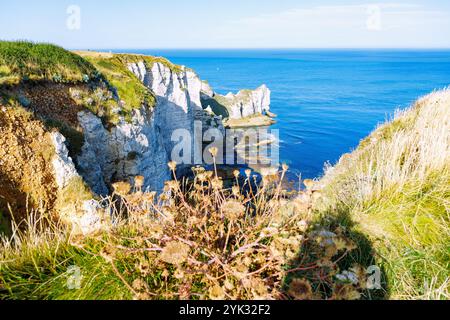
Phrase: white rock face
[
  {"left": 221, "top": 85, "right": 271, "bottom": 119},
  {"left": 76, "top": 58, "right": 270, "bottom": 195},
  {"left": 51, "top": 132, "right": 80, "bottom": 189},
  {"left": 51, "top": 132, "right": 110, "bottom": 235},
  {"left": 77, "top": 108, "right": 170, "bottom": 195}
]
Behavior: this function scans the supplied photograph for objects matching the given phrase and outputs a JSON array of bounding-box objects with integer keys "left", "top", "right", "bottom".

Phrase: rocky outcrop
[
  {"left": 201, "top": 85, "right": 271, "bottom": 120},
  {"left": 51, "top": 132, "right": 80, "bottom": 189},
  {"left": 77, "top": 107, "right": 170, "bottom": 195},
  {"left": 50, "top": 131, "right": 109, "bottom": 235},
  {"left": 74, "top": 57, "right": 271, "bottom": 194}
]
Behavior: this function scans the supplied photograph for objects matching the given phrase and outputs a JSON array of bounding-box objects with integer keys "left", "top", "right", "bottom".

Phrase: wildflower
[
  {"left": 160, "top": 241, "right": 190, "bottom": 265},
  {"left": 261, "top": 227, "right": 278, "bottom": 238},
  {"left": 142, "top": 191, "right": 156, "bottom": 202},
  {"left": 209, "top": 147, "right": 219, "bottom": 157},
  {"left": 288, "top": 279, "right": 313, "bottom": 300},
  {"left": 303, "top": 179, "right": 315, "bottom": 190},
  {"left": 168, "top": 161, "right": 177, "bottom": 171},
  {"left": 138, "top": 260, "right": 151, "bottom": 276},
  {"left": 260, "top": 167, "right": 271, "bottom": 177},
  {"left": 211, "top": 177, "right": 223, "bottom": 190},
  {"left": 112, "top": 181, "right": 131, "bottom": 196},
  {"left": 221, "top": 199, "right": 245, "bottom": 220},
  {"left": 165, "top": 180, "right": 179, "bottom": 190},
  {"left": 134, "top": 175, "right": 145, "bottom": 189},
  {"left": 197, "top": 172, "right": 207, "bottom": 182},
  {"left": 297, "top": 220, "right": 308, "bottom": 232}
]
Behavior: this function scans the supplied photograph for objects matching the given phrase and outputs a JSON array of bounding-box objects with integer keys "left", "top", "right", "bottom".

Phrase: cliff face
[
  {"left": 200, "top": 85, "right": 271, "bottom": 120},
  {"left": 74, "top": 58, "right": 272, "bottom": 194},
  {"left": 0, "top": 47, "right": 272, "bottom": 234}
]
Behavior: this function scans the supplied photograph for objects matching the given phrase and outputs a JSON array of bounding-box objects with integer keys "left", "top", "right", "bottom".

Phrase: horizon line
[{"left": 69, "top": 47, "right": 450, "bottom": 52}]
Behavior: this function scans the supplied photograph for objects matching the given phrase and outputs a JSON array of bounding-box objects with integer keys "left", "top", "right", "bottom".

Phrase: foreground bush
[{"left": 0, "top": 159, "right": 370, "bottom": 300}]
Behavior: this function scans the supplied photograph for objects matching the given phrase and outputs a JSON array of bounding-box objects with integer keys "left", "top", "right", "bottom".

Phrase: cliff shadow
[
  {"left": 282, "top": 206, "right": 390, "bottom": 300},
  {"left": 201, "top": 96, "right": 229, "bottom": 118}
]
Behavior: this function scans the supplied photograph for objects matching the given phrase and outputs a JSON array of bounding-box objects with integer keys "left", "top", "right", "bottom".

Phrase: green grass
[
  {"left": 0, "top": 41, "right": 98, "bottom": 85},
  {"left": 81, "top": 54, "right": 157, "bottom": 118},
  {"left": 318, "top": 89, "right": 450, "bottom": 299},
  {"left": 0, "top": 232, "right": 131, "bottom": 300}
]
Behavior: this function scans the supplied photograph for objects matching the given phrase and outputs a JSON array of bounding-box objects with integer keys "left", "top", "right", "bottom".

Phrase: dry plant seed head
[
  {"left": 211, "top": 177, "right": 223, "bottom": 190},
  {"left": 112, "top": 181, "right": 131, "bottom": 196},
  {"left": 134, "top": 175, "right": 145, "bottom": 189},
  {"left": 159, "top": 241, "right": 190, "bottom": 265},
  {"left": 208, "top": 147, "right": 219, "bottom": 157},
  {"left": 288, "top": 278, "right": 313, "bottom": 300},
  {"left": 303, "top": 179, "right": 315, "bottom": 190},
  {"left": 168, "top": 161, "right": 177, "bottom": 171},
  {"left": 245, "top": 169, "right": 252, "bottom": 178},
  {"left": 166, "top": 180, "right": 179, "bottom": 191},
  {"left": 221, "top": 199, "right": 246, "bottom": 221},
  {"left": 209, "top": 285, "right": 225, "bottom": 300},
  {"left": 282, "top": 163, "right": 289, "bottom": 172},
  {"left": 233, "top": 170, "right": 240, "bottom": 178},
  {"left": 143, "top": 191, "right": 156, "bottom": 202},
  {"left": 197, "top": 172, "right": 207, "bottom": 182}
]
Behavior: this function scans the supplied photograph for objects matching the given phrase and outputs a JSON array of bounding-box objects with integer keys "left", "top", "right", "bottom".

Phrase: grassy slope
[
  {"left": 317, "top": 89, "right": 450, "bottom": 299},
  {"left": 0, "top": 41, "right": 98, "bottom": 85},
  {"left": 75, "top": 51, "right": 157, "bottom": 121}
]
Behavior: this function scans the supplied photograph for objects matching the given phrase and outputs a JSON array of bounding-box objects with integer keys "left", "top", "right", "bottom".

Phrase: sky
[{"left": 1, "top": 0, "right": 450, "bottom": 49}]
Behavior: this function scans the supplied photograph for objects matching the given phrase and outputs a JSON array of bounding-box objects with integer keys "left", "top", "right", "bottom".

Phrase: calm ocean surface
[{"left": 112, "top": 49, "right": 450, "bottom": 179}]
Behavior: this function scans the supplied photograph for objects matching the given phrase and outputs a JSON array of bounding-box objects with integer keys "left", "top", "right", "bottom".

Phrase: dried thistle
[
  {"left": 112, "top": 181, "right": 131, "bottom": 196},
  {"left": 288, "top": 278, "right": 313, "bottom": 300},
  {"left": 303, "top": 179, "right": 315, "bottom": 190},
  {"left": 208, "top": 147, "right": 219, "bottom": 157},
  {"left": 160, "top": 241, "right": 190, "bottom": 265},
  {"left": 221, "top": 199, "right": 245, "bottom": 221},
  {"left": 134, "top": 175, "right": 145, "bottom": 190},
  {"left": 168, "top": 161, "right": 177, "bottom": 171}
]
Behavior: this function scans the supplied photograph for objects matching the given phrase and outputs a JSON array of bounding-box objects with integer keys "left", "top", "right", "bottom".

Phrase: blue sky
[{"left": 1, "top": 0, "right": 450, "bottom": 49}]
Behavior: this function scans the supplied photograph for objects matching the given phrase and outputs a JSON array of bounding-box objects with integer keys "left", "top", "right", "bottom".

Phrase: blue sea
[{"left": 112, "top": 49, "right": 450, "bottom": 179}]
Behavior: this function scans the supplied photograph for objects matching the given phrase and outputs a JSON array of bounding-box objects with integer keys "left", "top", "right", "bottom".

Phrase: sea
[{"left": 110, "top": 49, "right": 450, "bottom": 179}]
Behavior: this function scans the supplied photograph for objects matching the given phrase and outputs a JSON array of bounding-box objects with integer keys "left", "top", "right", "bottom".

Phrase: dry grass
[
  {"left": 318, "top": 88, "right": 450, "bottom": 299},
  {"left": 0, "top": 158, "right": 373, "bottom": 300}
]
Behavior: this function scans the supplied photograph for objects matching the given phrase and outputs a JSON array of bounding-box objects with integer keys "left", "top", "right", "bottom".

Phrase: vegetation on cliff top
[
  {"left": 0, "top": 41, "right": 447, "bottom": 300},
  {"left": 317, "top": 89, "right": 450, "bottom": 299},
  {"left": 0, "top": 161, "right": 369, "bottom": 300},
  {"left": 1, "top": 89, "right": 447, "bottom": 300},
  {"left": 0, "top": 41, "right": 98, "bottom": 85},
  {"left": 75, "top": 51, "right": 157, "bottom": 118}
]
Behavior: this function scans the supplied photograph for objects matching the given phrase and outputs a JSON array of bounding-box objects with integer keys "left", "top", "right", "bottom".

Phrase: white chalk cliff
[{"left": 71, "top": 58, "right": 271, "bottom": 194}]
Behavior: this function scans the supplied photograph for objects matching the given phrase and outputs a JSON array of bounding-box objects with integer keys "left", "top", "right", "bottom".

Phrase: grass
[
  {"left": 0, "top": 162, "right": 370, "bottom": 300},
  {"left": 0, "top": 41, "right": 98, "bottom": 85},
  {"left": 78, "top": 53, "right": 157, "bottom": 116},
  {"left": 317, "top": 89, "right": 450, "bottom": 299}
]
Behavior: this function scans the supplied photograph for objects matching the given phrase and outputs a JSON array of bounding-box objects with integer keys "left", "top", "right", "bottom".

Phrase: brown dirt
[
  {"left": 0, "top": 103, "right": 59, "bottom": 223},
  {"left": 18, "top": 82, "right": 86, "bottom": 127}
]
